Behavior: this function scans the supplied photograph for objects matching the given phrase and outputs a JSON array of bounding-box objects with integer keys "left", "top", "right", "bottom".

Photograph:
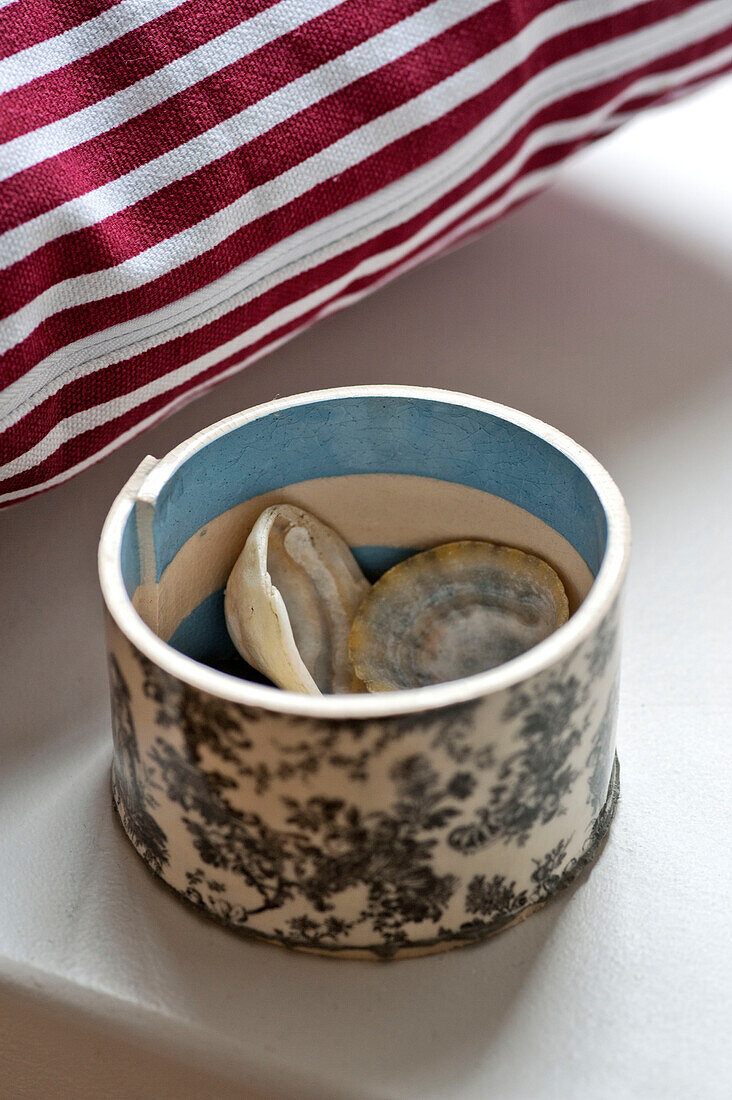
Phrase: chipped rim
[{"left": 99, "top": 385, "right": 631, "bottom": 719}]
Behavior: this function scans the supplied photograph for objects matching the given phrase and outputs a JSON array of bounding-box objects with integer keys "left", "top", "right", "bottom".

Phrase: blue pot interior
[{"left": 120, "top": 395, "right": 608, "bottom": 682}]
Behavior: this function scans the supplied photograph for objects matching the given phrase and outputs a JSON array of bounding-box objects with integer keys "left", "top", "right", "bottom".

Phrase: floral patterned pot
[{"left": 99, "top": 386, "right": 630, "bottom": 959}]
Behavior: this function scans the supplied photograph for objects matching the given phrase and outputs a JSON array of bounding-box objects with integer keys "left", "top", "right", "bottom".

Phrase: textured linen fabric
[{"left": 0, "top": 0, "right": 730, "bottom": 506}]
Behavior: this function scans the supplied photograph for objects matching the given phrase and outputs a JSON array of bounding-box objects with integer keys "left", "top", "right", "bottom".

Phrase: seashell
[
  {"left": 224, "top": 504, "right": 370, "bottom": 694},
  {"left": 349, "top": 541, "right": 569, "bottom": 692}
]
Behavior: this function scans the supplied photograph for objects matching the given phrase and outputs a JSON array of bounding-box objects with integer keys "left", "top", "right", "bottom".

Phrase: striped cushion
[{"left": 1, "top": 0, "right": 730, "bottom": 506}]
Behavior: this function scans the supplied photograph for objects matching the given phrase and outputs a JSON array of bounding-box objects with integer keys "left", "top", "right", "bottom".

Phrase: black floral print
[
  {"left": 586, "top": 676, "right": 620, "bottom": 812},
  {"left": 109, "top": 655, "right": 168, "bottom": 874},
  {"left": 465, "top": 874, "right": 529, "bottom": 918},
  {"left": 273, "top": 698, "right": 488, "bottom": 788},
  {"left": 154, "top": 743, "right": 465, "bottom": 944},
  {"left": 110, "top": 628, "right": 621, "bottom": 955},
  {"left": 448, "top": 671, "right": 587, "bottom": 852},
  {"left": 585, "top": 603, "right": 620, "bottom": 682}
]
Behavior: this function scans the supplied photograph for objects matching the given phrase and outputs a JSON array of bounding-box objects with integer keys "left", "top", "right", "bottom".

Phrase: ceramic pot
[{"left": 99, "top": 386, "right": 630, "bottom": 959}]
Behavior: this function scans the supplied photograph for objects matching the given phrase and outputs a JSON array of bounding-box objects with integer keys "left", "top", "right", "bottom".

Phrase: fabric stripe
[
  {"left": 0, "top": 0, "right": 448, "bottom": 266},
  {"left": 2, "top": 0, "right": 724, "bottom": 381},
  {"left": 0, "top": 2, "right": 122, "bottom": 61},
  {"left": 0, "top": 0, "right": 426, "bottom": 197},
  {"left": 597, "top": 53, "right": 732, "bottom": 113},
  {"left": 1, "top": 0, "right": 484, "bottom": 279},
  {"left": 0, "top": 0, "right": 187, "bottom": 91},
  {"left": 0, "top": 160, "right": 567, "bottom": 500},
  {"left": 2, "top": 30, "right": 729, "bottom": 492},
  {"left": 2, "top": 8, "right": 728, "bottom": 433},
  {"left": 0, "top": 0, "right": 283, "bottom": 141},
  {"left": 0, "top": 0, "right": 682, "bottom": 244},
  {"left": 3, "top": 124, "right": 593, "bottom": 467},
  {"left": 1, "top": 0, "right": 730, "bottom": 506}
]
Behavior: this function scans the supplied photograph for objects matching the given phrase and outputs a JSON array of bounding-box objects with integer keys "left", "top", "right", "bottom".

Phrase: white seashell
[
  {"left": 224, "top": 504, "right": 370, "bottom": 694},
  {"left": 349, "top": 541, "right": 569, "bottom": 692}
]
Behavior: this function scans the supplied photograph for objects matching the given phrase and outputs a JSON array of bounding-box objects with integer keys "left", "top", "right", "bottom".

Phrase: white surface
[{"left": 1, "top": 79, "right": 731, "bottom": 1098}]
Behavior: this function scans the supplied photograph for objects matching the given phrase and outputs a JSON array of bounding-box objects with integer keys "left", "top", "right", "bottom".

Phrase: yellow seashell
[{"left": 349, "top": 541, "right": 569, "bottom": 692}]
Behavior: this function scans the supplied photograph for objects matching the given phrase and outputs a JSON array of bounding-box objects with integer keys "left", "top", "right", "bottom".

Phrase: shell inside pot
[
  {"left": 349, "top": 541, "right": 569, "bottom": 692},
  {"left": 120, "top": 395, "right": 605, "bottom": 692},
  {"left": 224, "top": 504, "right": 370, "bottom": 694},
  {"left": 226, "top": 508, "right": 570, "bottom": 694}
]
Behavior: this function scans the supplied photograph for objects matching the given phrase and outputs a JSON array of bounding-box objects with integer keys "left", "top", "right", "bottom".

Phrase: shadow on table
[{"left": 110, "top": 779, "right": 569, "bottom": 1100}]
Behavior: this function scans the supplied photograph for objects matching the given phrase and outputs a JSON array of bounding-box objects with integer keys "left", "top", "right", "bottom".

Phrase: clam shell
[
  {"left": 224, "top": 504, "right": 370, "bottom": 694},
  {"left": 349, "top": 541, "right": 569, "bottom": 692}
]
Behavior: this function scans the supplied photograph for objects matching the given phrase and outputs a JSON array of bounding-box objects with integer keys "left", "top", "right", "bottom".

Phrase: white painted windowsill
[{"left": 1, "top": 78, "right": 730, "bottom": 1099}]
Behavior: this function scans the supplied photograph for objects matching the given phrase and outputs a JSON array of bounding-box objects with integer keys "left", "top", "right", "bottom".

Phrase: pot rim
[{"left": 98, "top": 385, "right": 631, "bottom": 719}]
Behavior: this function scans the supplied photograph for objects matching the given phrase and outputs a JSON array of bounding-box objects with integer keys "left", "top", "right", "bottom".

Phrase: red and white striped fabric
[{"left": 1, "top": 0, "right": 730, "bottom": 506}]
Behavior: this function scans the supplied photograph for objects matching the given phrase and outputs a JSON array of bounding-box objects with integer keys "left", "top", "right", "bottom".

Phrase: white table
[{"left": 2, "top": 79, "right": 731, "bottom": 1099}]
